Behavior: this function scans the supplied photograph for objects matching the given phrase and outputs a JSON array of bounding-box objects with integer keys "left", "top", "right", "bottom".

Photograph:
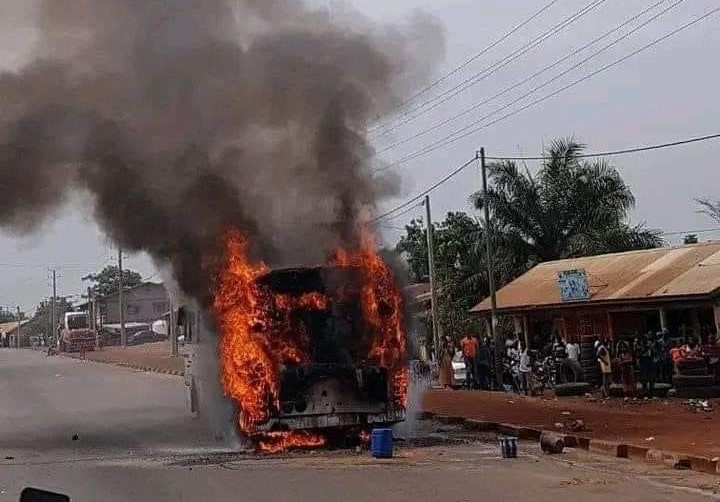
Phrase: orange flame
[
  {"left": 255, "top": 430, "right": 327, "bottom": 454},
  {"left": 214, "top": 226, "right": 407, "bottom": 450},
  {"left": 333, "top": 230, "right": 408, "bottom": 406}
]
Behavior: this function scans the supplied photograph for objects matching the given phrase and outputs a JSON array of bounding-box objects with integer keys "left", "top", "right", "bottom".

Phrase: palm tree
[
  {"left": 470, "top": 138, "right": 662, "bottom": 270},
  {"left": 696, "top": 198, "right": 720, "bottom": 224}
]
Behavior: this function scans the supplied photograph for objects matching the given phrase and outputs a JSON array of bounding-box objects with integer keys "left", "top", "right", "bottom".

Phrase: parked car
[
  {"left": 452, "top": 351, "right": 467, "bottom": 388},
  {"left": 128, "top": 330, "right": 160, "bottom": 346}
]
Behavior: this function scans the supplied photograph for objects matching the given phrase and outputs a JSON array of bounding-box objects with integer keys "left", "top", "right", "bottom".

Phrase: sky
[{"left": 1, "top": 0, "right": 719, "bottom": 313}]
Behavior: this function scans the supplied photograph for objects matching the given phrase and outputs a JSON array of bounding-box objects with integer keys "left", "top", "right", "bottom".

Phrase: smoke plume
[{"left": 0, "top": 0, "right": 443, "bottom": 305}]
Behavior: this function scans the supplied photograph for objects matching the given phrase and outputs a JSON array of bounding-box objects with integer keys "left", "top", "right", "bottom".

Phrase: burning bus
[{"left": 212, "top": 228, "right": 407, "bottom": 451}]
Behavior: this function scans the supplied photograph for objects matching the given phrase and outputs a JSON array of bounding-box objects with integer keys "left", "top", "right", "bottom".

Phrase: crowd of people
[{"left": 436, "top": 328, "right": 720, "bottom": 397}]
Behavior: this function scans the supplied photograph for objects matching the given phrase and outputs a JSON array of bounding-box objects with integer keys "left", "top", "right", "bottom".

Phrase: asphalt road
[{"left": 1, "top": 349, "right": 718, "bottom": 502}]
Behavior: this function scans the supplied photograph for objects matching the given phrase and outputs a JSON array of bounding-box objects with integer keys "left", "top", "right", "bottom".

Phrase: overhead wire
[
  {"left": 375, "top": 0, "right": 674, "bottom": 156},
  {"left": 485, "top": 133, "right": 720, "bottom": 160},
  {"left": 374, "top": 131, "right": 720, "bottom": 226},
  {"left": 369, "top": 0, "right": 561, "bottom": 127},
  {"left": 371, "top": 0, "right": 609, "bottom": 137},
  {"left": 377, "top": 6, "right": 720, "bottom": 171},
  {"left": 371, "top": 158, "right": 476, "bottom": 224}
]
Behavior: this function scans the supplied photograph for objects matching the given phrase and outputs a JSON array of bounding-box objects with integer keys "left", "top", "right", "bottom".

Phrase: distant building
[
  {"left": 96, "top": 282, "right": 169, "bottom": 325},
  {"left": 0, "top": 320, "right": 31, "bottom": 347}
]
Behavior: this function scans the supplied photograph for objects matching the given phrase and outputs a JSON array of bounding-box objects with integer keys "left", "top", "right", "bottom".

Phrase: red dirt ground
[
  {"left": 423, "top": 389, "right": 720, "bottom": 458},
  {"left": 79, "top": 341, "right": 184, "bottom": 374}
]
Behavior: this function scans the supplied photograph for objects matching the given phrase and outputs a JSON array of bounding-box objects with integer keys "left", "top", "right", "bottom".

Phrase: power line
[
  {"left": 485, "top": 133, "right": 720, "bottom": 160},
  {"left": 378, "top": 6, "right": 720, "bottom": 171},
  {"left": 375, "top": 131, "right": 720, "bottom": 228},
  {"left": 371, "top": 0, "right": 609, "bottom": 137},
  {"left": 371, "top": 158, "right": 476, "bottom": 223},
  {"left": 375, "top": 0, "right": 673, "bottom": 156},
  {"left": 371, "top": 0, "right": 561, "bottom": 124},
  {"left": 371, "top": 202, "right": 424, "bottom": 226}
]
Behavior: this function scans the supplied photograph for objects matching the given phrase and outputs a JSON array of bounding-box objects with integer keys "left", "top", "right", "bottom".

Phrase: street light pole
[
  {"left": 424, "top": 195, "right": 443, "bottom": 361},
  {"left": 479, "top": 148, "right": 501, "bottom": 388}
]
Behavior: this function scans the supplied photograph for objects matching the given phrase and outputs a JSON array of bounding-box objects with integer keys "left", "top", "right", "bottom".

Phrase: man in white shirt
[
  {"left": 566, "top": 339, "right": 580, "bottom": 361},
  {"left": 518, "top": 343, "right": 532, "bottom": 395}
]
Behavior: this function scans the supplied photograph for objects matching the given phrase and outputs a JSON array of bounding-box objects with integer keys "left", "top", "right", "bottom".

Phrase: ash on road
[{"left": 0, "top": 349, "right": 717, "bottom": 502}]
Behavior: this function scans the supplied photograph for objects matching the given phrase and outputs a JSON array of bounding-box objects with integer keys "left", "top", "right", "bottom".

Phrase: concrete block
[
  {"left": 436, "top": 415, "right": 464, "bottom": 425},
  {"left": 462, "top": 419, "right": 497, "bottom": 432},
  {"left": 626, "top": 444, "right": 650, "bottom": 460},
  {"left": 589, "top": 439, "right": 628, "bottom": 458}
]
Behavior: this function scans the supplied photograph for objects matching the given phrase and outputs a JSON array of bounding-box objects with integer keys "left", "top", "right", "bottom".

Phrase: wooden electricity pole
[
  {"left": 424, "top": 195, "right": 443, "bottom": 361},
  {"left": 479, "top": 148, "right": 502, "bottom": 389}
]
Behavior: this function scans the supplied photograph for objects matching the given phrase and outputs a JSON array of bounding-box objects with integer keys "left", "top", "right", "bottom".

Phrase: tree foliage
[
  {"left": 697, "top": 198, "right": 720, "bottom": 224},
  {"left": 396, "top": 212, "right": 483, "bottom": 340},
  {"left": 24, "top": 297, "right": 74, "bottom": 338},
  {"left": 470, "top": 138, "right": 663, "bottom": 266},
  {"left": 88, "top": 265, "right": 143, "bottom": 296}
]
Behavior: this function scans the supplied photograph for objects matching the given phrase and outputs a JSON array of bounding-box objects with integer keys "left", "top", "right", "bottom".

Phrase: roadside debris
[
  {"left": 673, "top": 459, "right": 691, "bottom": 470},
  {"left": 540, "top": 432, "right": 565, "bottom": 454},
  {"left": 563, "top": 419, "right": 587, "bottom": 432},
  {"left": 685, "top": 399, "right": 713, "bottom": 412}
]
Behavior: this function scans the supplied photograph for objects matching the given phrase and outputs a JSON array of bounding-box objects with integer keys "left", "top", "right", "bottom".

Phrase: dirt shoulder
[
  {"left": 423, "top": 389, "right": 720, "bottom": 458},
  {"left": 74, "top": 341, "right": 184, "bottom": 375}
]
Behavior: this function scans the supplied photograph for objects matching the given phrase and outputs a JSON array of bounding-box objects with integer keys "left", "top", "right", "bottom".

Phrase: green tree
[
  {"left": 471, "top": 138, "right": 663, "bottom": 267},
  {"left": 396, "top": 212, "right": 484, "bottom": 340},
  {"left": 88, "top": 265, "right": 143, "bottom": 296},
  {"left": 0, "top": 308, "right": 25, "bottom": 323},
  {"left": 24, "top": 297, "right": 73, "bottom": 338}
]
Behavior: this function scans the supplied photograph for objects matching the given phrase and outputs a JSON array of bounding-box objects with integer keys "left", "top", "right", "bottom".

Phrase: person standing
[
  {"left": 475, "top": 335, "right": 491, "bottom": 390},
  {"left": 460, "top": 333, "right": 479, "bottom": 389},
  {"left": 596, "top": 340, "right": 612, "bottom": 399},
  {"left": 438, "top": 335, "right": 454, "bottom": 389},
  {"left": 638, "top": 331, "right": 656, "bottom": 396},
  {"left": 518, "top": 343, "right": 532, "bottom": 395},
  {"left": 565, "top": 339, "right": 580, "bottom": 362},
  {"left": 617, "top": 340, "right": 635, "bottom": 397}
]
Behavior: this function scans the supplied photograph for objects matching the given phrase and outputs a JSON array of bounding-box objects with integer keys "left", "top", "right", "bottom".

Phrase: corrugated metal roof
[
  {"left": 471, "top": 241, "right": 720, "bottom": 314},
  {"left": 0, "top": 320, "right": 30, "bottom": 334}
]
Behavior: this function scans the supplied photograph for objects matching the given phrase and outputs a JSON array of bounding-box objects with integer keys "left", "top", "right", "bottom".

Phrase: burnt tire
[
  {"left": 554, "top": 382, "right": 592, "bottom": 397},
  {"left": 673, "top": 375, "right": 715, "bottom": 388},
  {"left": 558, "top": 359, "right": 582, "bottom": 384},
  {"left": 674, "top": 386, "right": 720, "bottom": 399},
  {"left": 677, "top": 359, "right": 707, "bottom": 372},
  {"left": 678, "top": 368, "right": 709, "bottom": 376}
]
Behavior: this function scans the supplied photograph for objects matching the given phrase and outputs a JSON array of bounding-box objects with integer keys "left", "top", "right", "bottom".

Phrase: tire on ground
[
  {"left": 675, "top": 386, "right": 720, "bottom": 399},
  {"left": 672, "top": 375, "right": 715, "bottom": 388},
  {"left": 553, "top": 382, "right": 592, "bottom": 397},
  {"left": 676, "top": 359, "right": 707, "bottom": 373},
  {"left": 558, "top": 358, "right": 582, "bottom": 384}
]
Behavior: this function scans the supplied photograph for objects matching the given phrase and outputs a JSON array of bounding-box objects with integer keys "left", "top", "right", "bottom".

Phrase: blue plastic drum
[{"left": 370, "top": 428, "right": 394, "bottom": 458}]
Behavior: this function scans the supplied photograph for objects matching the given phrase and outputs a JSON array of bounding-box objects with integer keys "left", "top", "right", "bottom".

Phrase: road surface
[{"left": 1, "top": 349, "right": 718, "bottom": 501}]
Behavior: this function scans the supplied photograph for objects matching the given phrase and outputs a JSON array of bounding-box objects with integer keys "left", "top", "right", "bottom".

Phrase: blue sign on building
[{"left": 558, "top": 269, "right": 590, "bottom": 302}]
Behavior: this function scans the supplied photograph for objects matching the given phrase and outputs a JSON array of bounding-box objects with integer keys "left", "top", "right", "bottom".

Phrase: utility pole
[
  {"left": 16, "top": 306, "right": 21, "bottom": 348},
  {"left": 169, "top": 295, "right": 178, "bottom": 357},
  {"left": 424, "top": 195, "right": 443, "bottom": 361},
  {"left": 118, "top": 247, "right": 126, "bottom": 348},
  {"left": 479, "top": 148, "right": 501, "bottom": 389},
  {"left": 51, "top": 269, "right": 57, "bottom": 346}
]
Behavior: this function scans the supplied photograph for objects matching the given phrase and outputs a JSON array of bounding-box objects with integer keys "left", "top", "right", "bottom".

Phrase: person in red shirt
[{"left": 460, "top": 334, "right": 479, "bottom": 388}]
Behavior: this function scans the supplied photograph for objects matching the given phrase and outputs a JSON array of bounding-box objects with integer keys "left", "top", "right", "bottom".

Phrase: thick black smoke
[{"left": 0, "top": 0, "right": 443, "bottom": 305}]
